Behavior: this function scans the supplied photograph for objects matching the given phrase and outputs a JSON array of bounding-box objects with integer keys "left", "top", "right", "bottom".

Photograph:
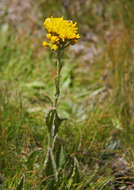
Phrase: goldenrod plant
[
  {"left": 43, "top": 17, "right": 80, "bottom": 51},
  {"left": 1, "top": 1, "right": 134, "bottom": 189},
  {"left": 43, "top": 17, "right": 80, "bottom": 183}
]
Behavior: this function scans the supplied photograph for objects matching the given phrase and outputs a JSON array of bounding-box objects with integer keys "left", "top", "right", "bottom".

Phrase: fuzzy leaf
[
  {"left": 44, "top": 149, "right": 53, "bottom": 177},
  {"left": 45, "top": 109, "right": 55, "bottom": 134},
  {"left": 46, "top": 109, "right": 66, "bottom": 137},
  {"left": 50, "top": 148, "right": 58, "bottom": 182},
  {"left": 53, "top": 110, "right": 65, "bottom": 137},
  {"left": 58, "top": 145, "right": 66, "bottom": 170}
]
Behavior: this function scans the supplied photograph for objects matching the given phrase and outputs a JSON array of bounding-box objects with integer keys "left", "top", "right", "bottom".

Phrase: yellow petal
[
  {"left": 42, "top": 41, "right": 49, "bottom": 47},
  {"left": 51, "top": 44, "right": 58, "bottom": 51}
]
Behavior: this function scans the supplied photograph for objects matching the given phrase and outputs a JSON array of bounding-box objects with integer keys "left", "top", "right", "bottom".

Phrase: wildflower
[
  {"left": 42, "top": 41, "right": 49, "bottom": 47},
  {"left": 43, "top": 17, "right": 80, "bottom": 51},
  {"left": 50, "top": 36, "right": 60, "bottom": 43},
  {"left": 46, "top": 33, "right": 52, "bottom": 40},
  {"left": 51, "top": 44, "right": 58, "bottom": 51}
]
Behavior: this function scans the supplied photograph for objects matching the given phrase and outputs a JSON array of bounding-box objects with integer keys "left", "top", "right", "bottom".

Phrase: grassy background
[{"left": 0, "top": 0, "right": 134, "bottom": 189}]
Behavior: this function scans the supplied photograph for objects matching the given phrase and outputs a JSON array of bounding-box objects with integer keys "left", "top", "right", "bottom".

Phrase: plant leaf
[
  {"left": 50, "top": 148, "right": 58, "bottom": 182},
  {"left": 46, "top": 108, "right": 66, "bottom": 137},
  {"left": 26, "top": 149, "right": 41, "bottom": 170},
  {"left": 58, "top": 145, "right": 66, "bottom": 170},
  {"left": 16, "top": 174, "right": 25, "bottom": 190},
  {"left": 53, "top": 110, "right": 66, "bottom": 137},
  {"left": 45, "top": 109, "right": 55, "bottom": 134}
]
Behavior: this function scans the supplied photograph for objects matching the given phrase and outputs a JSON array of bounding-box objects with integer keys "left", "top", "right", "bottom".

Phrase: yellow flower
[
  {"left": 42, "top": 41, "right": 49, "bottom": 47},
  {"left": 51, "top": 44, "right": 58, "bottom": 51},
  {"left": 50, "top": 36, "right": 60, "bottom": 43},
  {"left": 43, "top": 17, "right": 80, "bottom": 51},
  {"left": 46, "top": 33, "right": 52, "bottom": 40}
]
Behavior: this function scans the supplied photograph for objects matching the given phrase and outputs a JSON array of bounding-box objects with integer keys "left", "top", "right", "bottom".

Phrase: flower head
[
  {"left": 42, "top": 41, "right": 49, "bottom": 47},
  {"left": 43, "top": 17, "right": 80, "bottom": 51},
  {"left": 51, "top": 44, "right": 58, "bottom": 51}
]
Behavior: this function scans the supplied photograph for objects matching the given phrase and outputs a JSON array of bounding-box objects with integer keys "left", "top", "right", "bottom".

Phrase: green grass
[{"left": 0, "top": 0, "right": 134, "bottom": 189}]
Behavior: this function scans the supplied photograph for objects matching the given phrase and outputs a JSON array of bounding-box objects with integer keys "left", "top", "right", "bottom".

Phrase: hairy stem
[{"left": 54, "top": 50, "right": 63, "bottom": 108}]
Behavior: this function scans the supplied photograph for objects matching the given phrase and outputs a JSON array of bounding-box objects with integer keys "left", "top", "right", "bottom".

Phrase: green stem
[
  {"left": 45, "top": 50, "right": 63, "bottom": 182},
  {"left": 54, "top": 50, "right": 63, "bottom": 108}
]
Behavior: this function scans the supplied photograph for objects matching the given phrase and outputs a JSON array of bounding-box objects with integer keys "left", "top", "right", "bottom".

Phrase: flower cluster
[{"left": 43, "top": 17, "right": 80, "bottom": 51}]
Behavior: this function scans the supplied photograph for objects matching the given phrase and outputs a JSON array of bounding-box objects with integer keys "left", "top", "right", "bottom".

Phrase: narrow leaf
[
  {"left": 16, "top": 174, "right": 25, "bottom": 190},
  {"left": 53, "top": 110, "right": 66, "bottom": 137},
  {"left": 45, "top": 109, "right": 55, "bottom": 134},
  {"left": 58, "top": 145, "right": 66, "bottom": 170},
  {"left": 50, "top": 148, "right": 58, "bottom": 182},
  {"left": 26, "top": 150, "right": 41, "bottom": 170}
]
